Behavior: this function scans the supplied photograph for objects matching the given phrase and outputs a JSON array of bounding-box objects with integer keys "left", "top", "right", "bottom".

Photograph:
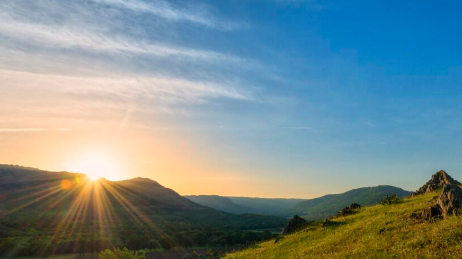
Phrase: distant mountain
[
  {"left": 287, "top": 185, "right": 411, "bottom": 220},
  {"left": 185, "top": 195, "right": 306, "bottom": 215},
  {"left": 0, "top": 165, "right": 286, "bottom": 257},
  {"left": 116, "top": 177, "right": 197, "bottom": 208},
  {"left": 228, "top": 197, "right": 307, "bottom": 215},
  {"left": 187, "top": 186, "right": 411, "bottom": 220},
  {"left": 186, "top": 195, "right": 250, "bottom": 214}
]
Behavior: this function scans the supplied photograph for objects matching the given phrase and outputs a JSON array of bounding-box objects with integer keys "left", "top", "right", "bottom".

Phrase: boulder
[
  {"left": 412, "top": 170, "right": 461, "bottom": 196},
  {"left": 281, "top": 215, "right": 308, "bottom": 235},
  {"left": 418, "top": 205, "right": 442, "bottom": 220},
  {"left": 436, "top": 184, "right": 462, "bottom": 217},
  {"left": 412, "top": 183, "right": 462, "bottom": 220}
]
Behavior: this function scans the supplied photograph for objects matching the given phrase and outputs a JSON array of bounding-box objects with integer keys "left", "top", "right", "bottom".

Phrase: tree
[
  {"left": 77, "top": 236, "right": 86, "bottom": 257},
  {"left": 181, "top": 236, "right": 194, "bottom": 248},
  {"left": 158, "top": 236, "right": 176, "bottom": 250},
  {"left": 261, "top": 230, "right": 272, "bottom": 241},
  {"left": 98, "top": 247, "right": 145, "bottom": 259},
  {"left": 193, "top": 232, "right": 207, "bottom": 246}
]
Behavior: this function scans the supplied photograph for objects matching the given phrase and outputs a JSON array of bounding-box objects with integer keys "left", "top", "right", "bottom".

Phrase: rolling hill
[
  {"left": 224, "top": 171, "right": 462, "bottom": 259},
  {"left": 286, "top": 185, "right": 411, "bottom": 220},
  {"left": 186, "top": 186, "right": 411, "bottom": 220},
  {"left": 0, "top": 165, "right": 286, "bottom": 257}
]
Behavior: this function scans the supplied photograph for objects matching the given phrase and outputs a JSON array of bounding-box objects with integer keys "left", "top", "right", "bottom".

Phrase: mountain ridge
[
  {"left": 186, "top": 185, "right": 411, "bottom": 220},
  {"left": 0, "top": 164, "right": 287, "bottom": 257},
  {"left": 287, "top": 185, "right": 411, "bottom": 220}
]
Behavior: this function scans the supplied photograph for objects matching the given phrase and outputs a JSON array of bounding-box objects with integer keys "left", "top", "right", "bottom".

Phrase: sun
[{"left": 67, "top": 152, "right": 120, "bottom": 181}]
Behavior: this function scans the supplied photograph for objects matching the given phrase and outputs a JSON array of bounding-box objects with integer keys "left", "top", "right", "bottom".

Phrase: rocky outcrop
[
  {"left": 412, "top": 170, "right": 461, "bottom": 196},
  {"left": 415, "top": 205, "right": 442, "bottom": 220},
  {"left": 412, "top": 183, "right": 462, "bottom": 220},
  {"left": 436, "top": 184, "right": 462, "bottom": 217},
  {"left": 281, "top": 215, "right": 308, "bottom": 235}
]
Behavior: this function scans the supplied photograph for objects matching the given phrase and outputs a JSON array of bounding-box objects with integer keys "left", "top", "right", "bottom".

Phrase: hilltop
[
  {"left": 225, "top": 170, "right": 462, "bottom": 259},
  {"left": 412, "top": 169, "right": 461, "bottom": 195}
]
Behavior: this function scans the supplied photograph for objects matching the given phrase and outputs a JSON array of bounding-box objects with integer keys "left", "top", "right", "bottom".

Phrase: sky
[{"left": 1, "top": 0, "right": 462, "bottom": 198}]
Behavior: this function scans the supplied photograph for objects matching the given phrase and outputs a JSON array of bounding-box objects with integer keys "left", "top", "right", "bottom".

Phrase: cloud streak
[
  {"left": 0, "top": 14, "right": 241, "bottom": 63},
  {"left": 0, "top": 69, "right": 252, "bottom": 105},
  {"left": 0, "top": 69, "right": 253, "bottom": 129},
  {"left": 91, "top": 0, "right": 241, "bottom": 30},
  {"left": 0, "top": 0, "right": 259, "bottom": 130}
]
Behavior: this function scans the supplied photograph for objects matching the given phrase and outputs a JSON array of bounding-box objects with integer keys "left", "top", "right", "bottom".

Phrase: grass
[
  {"left": 225, "top": 191, "right": 462, "bottom": 259},
  {"left": 10, "top": 253, "right": 98, "bottom": 259}
]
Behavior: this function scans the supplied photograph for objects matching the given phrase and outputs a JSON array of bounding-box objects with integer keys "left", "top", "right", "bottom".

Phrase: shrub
[
  {"left": 98, "top": 247, "right": 145, "bottom": 259},
  {"left": 381, "top": 194, "right": 400, "bottom": 205}
]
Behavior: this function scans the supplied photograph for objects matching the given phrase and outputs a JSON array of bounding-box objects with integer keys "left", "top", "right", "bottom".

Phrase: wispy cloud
[
  {"left": 0, "top": 69, "right": 253, "bottom": 129},
  {"left": 91, "top": 0, "right": 242, "bottom": 30},
  {"left": 0, "top": 69, "right": 252, "bottom": 105},
  {"left": 0, "top": 0, "right": 260, "bottom": 129},
  {"left": 0, "top": 14, "right": 241, "bottom": 63}
]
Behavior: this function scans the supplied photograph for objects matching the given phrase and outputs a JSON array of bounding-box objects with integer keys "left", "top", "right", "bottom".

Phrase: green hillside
[
  {"left": 0, "top": 165, "right": 286, "bottom": 257},
  {"left": 186, "top": 187, "right": 410, "bottom": 220},
  {"left": 225, "top": 190, "right": 462, "bottom": 259},
  {"left": 287, "top": 185, "right": 411, "bottom": 220}
]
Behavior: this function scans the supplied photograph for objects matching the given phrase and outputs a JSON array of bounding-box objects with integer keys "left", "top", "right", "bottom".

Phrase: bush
[
  {"left": 381, "top": 194, "right": 400, "bottom": 205},
  {"left": 98, "top": 247, "right": 145, "bottom": 259}
]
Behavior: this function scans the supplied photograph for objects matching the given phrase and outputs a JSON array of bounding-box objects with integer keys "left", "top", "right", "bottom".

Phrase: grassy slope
[
  {"left": 287, "top": 186, "right": 411, "bottom": 220},
  {"left": 225, "top": 191, "right": 462, "bottom": 259}
]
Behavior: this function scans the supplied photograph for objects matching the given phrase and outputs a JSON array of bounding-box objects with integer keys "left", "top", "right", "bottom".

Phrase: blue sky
[{"left": 1, "top": 0, "right": 462, "bottom": 197}]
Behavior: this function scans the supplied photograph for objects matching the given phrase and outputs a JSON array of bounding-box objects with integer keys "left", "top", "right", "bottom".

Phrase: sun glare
[{"left": 67, "top": 152, "right": 120, "bottom": 181}]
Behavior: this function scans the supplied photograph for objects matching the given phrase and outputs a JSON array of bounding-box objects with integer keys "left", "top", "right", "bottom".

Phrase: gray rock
[
  {"left": 281, "top": 215, "right": 308, "bottom": 235},
  {"left": 436, "top": 183, "right": 462, "bottom": 217},
  {"left": 412, "top": 170, "right": 461, "bottom": 196},
  {"left": 412, "top": 183, "right": 462, "bottom": 220},
  {"left": 419, "top": 205, "right": 442, "bottom": 220}
]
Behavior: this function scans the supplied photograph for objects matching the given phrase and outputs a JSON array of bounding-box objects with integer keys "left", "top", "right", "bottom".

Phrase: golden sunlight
[{"left": 67, "top": 152, "right": 120, "bottom": 181}]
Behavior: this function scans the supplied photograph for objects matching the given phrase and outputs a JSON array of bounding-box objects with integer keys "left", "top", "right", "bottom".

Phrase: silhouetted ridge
[
  {"left": 0, "top": 164, "right": 288, "bottom": 257},
  {"left": 412, "top": 170, "right": 461, "bottom": 196}
]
